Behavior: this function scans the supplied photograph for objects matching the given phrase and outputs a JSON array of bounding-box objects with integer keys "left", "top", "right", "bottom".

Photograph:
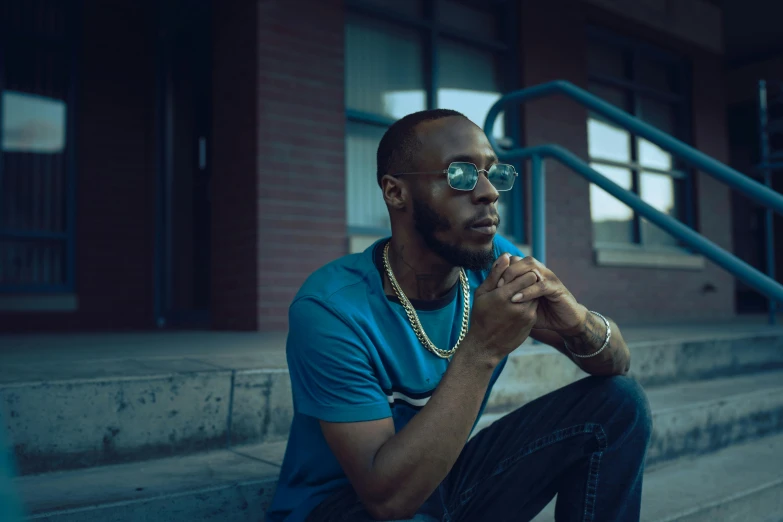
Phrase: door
[{"left": 155, "top": 0, "right": 211, "bottom": 328}]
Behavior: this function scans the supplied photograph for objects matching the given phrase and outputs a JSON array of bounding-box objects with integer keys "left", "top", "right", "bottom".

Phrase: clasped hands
[{"left": 491, "top": 253, "right": 587, "bottom": 335}]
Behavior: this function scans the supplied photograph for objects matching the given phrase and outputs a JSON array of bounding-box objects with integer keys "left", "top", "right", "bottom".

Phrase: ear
[{"left": 381, "top": 175, "right": 408, "bottom": 211}]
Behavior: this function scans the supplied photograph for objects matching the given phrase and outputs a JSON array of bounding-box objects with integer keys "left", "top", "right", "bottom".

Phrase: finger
[
  {"left": 499, "top": 270, "right": 538, "bottom": 293},
  {"left": 496, "top": 256, "right": 534, "bottom": 286},
  {"left": 498, "top": 264, "right": 540, "bottom": 288},
  {"left": 477, "top": 253, "right": 511, "bottom": 296},
  {"left": 495, "top": 271, "right": 540, "bottom": 303},
  {"left": 510, "top": 279, "right": 553, "bottom": 303}
]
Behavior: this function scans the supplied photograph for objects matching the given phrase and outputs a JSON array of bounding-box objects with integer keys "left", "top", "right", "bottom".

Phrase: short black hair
[{"left": 376, "top": 109, "right": 467, "bottom": 187}]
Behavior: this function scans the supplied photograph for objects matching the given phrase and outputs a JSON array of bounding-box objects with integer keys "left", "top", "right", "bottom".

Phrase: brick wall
[
  {"left": 0, "top": 0, "right": 156, "bottom": 332},
  {"left": 582, "top": 0, "right": 722, "bottom": 54},
  {"left": 519, "top": 0, "right": 735, "bottom": 325},
  {"left": 255, "top": 0, "right": 346, "bottom": 331},
  {"left": 211, "top": 0, "right": 260, "bottom": 330}
]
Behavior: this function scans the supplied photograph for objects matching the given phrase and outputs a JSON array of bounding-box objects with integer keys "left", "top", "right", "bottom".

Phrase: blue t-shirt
[{"left": 266, "top": 235, "right": 525, "bottom": 522}]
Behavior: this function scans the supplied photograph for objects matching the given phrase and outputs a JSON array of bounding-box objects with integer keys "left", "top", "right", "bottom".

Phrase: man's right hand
[{"left": 465, "top": 253, "right": 539, "bottom": 366}]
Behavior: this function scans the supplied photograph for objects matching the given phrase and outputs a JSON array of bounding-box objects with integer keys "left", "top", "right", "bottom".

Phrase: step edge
[
  {"left": 651, "top": 476, "right": 783, "bottom": 522},
  {"left": 650, "top": 383, "right": 783, "bottom": 415},
  {"left": 27, "top": 475, "right": 279, "bottom": 519}
]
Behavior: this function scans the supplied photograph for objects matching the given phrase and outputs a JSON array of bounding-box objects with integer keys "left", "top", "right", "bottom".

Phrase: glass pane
[
  {"left": 438, "top": 39, "right": 504, "bottom": 137},
  {"left": 357, "top": 0, "right": 423, "bottom": 17},
  {"left": 346, "top": 122, "right": 390, "bottom": 229},
  {"left": 437, "top": 0, "right": 498, "bottom": 41},
  {"left": 588, "top": 40, "right": 626, "bottom": 79},
  {"left": 637, "top": 56, "right": 676, "bottom": 93},
  {"left": 637, "top": 98, "right": 677, "bottom": 171},
  {"left": 587, "top": 118, "right": 631, "bottom": 163},
  {"left": 640, "top": 172, "right": 680, "bottom": 247},
  {"left": 346, "top": 18, "right": 426, "bottom": 120},
  {"left": 587, "top": 83, "right": 631, "bottom": 162},
  {"left": 589, "top": 82, "right": 628, "bottom": 110},
  {"left": 589, "top": 164, "right": 634, "bottom": 244},
  {"left": 638, "top": 139, "right": 673, "bottom": 171},
  {"left": 0, "top": 239, "right": 66, "bottom": 285},
  {"left": 2, "top": 52, "right": 69, "bottom": 234},
  {"left": 0, "top": 0, "right": 69, "bottom": 39},
  {"left": 638, "top": 96, "right": 676, "bottom": 134},
  {"left": 2, "top": 91, "right": 66, "bottom": 153}
]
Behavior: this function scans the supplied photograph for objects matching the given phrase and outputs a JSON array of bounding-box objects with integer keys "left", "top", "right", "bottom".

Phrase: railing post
[
  {"left": 531, "top": 154, "right": 546, "bottom": 265},
  {"left": 758, "top": 80, "right": 778, "bottom": 325}
]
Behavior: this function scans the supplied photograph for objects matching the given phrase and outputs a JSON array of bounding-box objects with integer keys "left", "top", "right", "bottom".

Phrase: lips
[
  {"left": 468, "top": 217, "right": 498, "bottom": 228},
  {"left": 468, "top": 217, "right": 499, "bottom": 236}
]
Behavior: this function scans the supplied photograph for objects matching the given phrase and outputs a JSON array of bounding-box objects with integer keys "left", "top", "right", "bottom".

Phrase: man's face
[{"left": 408, "top": 116, "right": 501, "bottom": 271}]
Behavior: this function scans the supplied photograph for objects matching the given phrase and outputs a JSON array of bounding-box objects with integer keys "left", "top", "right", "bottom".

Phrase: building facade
[{"left": 0, "top": 0, "right": 779, "bottom": 333}]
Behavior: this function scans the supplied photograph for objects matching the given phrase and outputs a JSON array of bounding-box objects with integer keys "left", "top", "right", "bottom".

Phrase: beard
[{"left": 412, "top": 196, "right": 496, "bottom": 272}]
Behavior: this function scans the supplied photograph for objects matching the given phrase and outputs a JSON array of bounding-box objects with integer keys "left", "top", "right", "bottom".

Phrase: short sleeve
[{"left": 286, "top": 297, "right": 391, "bottom": 423}]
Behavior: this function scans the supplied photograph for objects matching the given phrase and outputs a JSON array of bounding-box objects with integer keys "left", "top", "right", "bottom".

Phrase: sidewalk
[{"left": 1, "top": 314, "right": 782, "bottom": 385}]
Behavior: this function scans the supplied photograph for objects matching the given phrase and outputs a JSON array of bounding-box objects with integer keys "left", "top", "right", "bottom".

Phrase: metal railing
[{"left": 484, "top": 80, "right": 783, "bottom": 324}]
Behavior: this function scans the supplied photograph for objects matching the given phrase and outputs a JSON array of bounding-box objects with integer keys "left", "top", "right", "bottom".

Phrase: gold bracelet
[{"left": 562, "top": 311, "right": 611, "bottom": 359}]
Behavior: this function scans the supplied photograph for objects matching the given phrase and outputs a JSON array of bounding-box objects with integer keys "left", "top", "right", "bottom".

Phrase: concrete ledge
[
  {"left": 595, "top": 247, "right": 705, "bottom": 270},
  {"left": 4, "top": 372, "right": 233, "bottom": 475},
  {"left": 478, "top": 370, "right": 783, "bottom": 466},
  {"left": 486, "top": 331, "right": 783, "bottom": 412},
  {"left": 646, "top": 370, "right": 783, "bottom": 464},
  {"left": 0, "top": 294, "right": 78, "bottom": 312},
  {"left": 230, "top": 370, "right": 293, "bottom": 446},
  {"left": 3, "top": 330, "right": 783, "bottom": 475}
]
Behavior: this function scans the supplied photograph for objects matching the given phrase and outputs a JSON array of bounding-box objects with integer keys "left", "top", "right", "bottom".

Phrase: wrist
[
  {"left": 557, "top": 305, "right": 589, "bottom": 337},
  {"left": 456, "top": 333, "right": 502, "bottom": 371}
]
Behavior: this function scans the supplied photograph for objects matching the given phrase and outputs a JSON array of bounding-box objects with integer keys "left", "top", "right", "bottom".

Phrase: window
[
  {"left": 586, "top": 30, "right": 692, "bottom": 250},
  {"left": 1, "top": 0, "right": 76, "bottom": 292},
  {"left": 345, "top": 0, "right": 520, "bottom": 239}
]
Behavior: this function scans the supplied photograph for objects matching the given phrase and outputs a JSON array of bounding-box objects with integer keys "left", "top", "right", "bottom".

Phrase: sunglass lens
[
  {"left": 447, "top": 163, "right": 478, "bottom": 190},
  {"left": 488, "top": 164, "right": 516, "bottom": 191}
]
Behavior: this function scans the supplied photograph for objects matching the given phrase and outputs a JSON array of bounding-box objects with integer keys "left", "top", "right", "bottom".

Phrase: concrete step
[
  {"left": 486, "top": 328, "right": 783, "bottom": 412},
  {"left": 16, "top": 441, "right": 286, "bottom": 521},
  {"left": 1, "top": 367, "right": 293, "bottom": 476},
  {"left": 16, "top": 429, "right": 783, "bottom": 521},
  {"left": 532, "top": 432, "right": 783, "bottom": 522},
  {"left": 3, "top": 328, "right": 782, "bottom": 475},
  {"left": 477, "top": 369, "right": 783, "bottom": 465}
]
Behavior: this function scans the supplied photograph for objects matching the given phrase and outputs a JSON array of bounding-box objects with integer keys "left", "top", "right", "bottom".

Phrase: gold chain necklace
[{"left": 382, "top": 242, "right": 470, "bottom": 359}]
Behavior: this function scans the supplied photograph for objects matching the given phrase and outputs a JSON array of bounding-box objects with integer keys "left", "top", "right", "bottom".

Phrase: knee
[{"left": 593, "top": 375, "right": 653, "bottom": 442}]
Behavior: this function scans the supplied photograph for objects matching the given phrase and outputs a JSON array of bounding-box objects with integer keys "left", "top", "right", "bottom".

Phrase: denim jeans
[{"left": 306, "top": 375, "right": 653, "bottom": 522}]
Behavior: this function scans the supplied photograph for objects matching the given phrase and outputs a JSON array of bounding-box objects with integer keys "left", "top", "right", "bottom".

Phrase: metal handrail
[{"left": 483, "top": 80, "right": 783, "bottom": 319}]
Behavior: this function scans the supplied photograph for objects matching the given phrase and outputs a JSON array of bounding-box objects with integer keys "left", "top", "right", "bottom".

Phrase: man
[{"left": 266, "top": 109, "right": 652, "bottom": 522}]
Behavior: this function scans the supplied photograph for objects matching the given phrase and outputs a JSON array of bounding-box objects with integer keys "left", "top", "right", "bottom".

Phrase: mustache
[{"left": 466, "top": 213, "right": 501, "bottom": 228}]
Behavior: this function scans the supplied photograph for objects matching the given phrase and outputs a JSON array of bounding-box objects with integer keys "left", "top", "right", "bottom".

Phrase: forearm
[
  {"left": 367, "top": 335, "right": 496, "bottom": 518},
  {"left": 559, "top": 308, "right": 630, "bottom": 376}
]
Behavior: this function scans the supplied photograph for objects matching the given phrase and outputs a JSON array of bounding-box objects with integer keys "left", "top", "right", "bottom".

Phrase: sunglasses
[{"left": 393, "top": 162, "right": 518, "bottom": 192}]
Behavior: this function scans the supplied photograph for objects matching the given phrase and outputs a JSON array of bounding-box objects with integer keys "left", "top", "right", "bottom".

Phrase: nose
[{"left": 471, "top": 170, "right": 500, "bottom": 204}]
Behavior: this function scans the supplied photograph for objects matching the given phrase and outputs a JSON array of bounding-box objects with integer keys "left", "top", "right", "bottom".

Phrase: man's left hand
[{"left": 494, "top": 254, "right": 587, "bottom": 335}]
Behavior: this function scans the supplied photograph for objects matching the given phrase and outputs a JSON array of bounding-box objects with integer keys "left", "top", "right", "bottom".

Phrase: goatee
[{"left": 412, "top": 197, "right": 496, "bottom": 272}]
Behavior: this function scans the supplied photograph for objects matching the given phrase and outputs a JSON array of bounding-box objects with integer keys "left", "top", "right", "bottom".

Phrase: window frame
[
  {"left": 0, "top": 1, "right": 80, "bottom": 294},
  {"left": 344, "top": 0, "right": 525, "bottom": 243},
  {"left": 587, "top": 26, "right": 695, "bottom": 251}
]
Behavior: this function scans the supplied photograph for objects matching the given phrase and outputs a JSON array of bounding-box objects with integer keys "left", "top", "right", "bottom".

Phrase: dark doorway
[{"left": 155, "top": 0, "right": 211, "bottom": 328}]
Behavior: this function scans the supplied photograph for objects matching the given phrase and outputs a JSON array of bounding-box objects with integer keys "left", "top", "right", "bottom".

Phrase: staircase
[{"left": 3, "top": 321, "right": 783, "bottom": 521}]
